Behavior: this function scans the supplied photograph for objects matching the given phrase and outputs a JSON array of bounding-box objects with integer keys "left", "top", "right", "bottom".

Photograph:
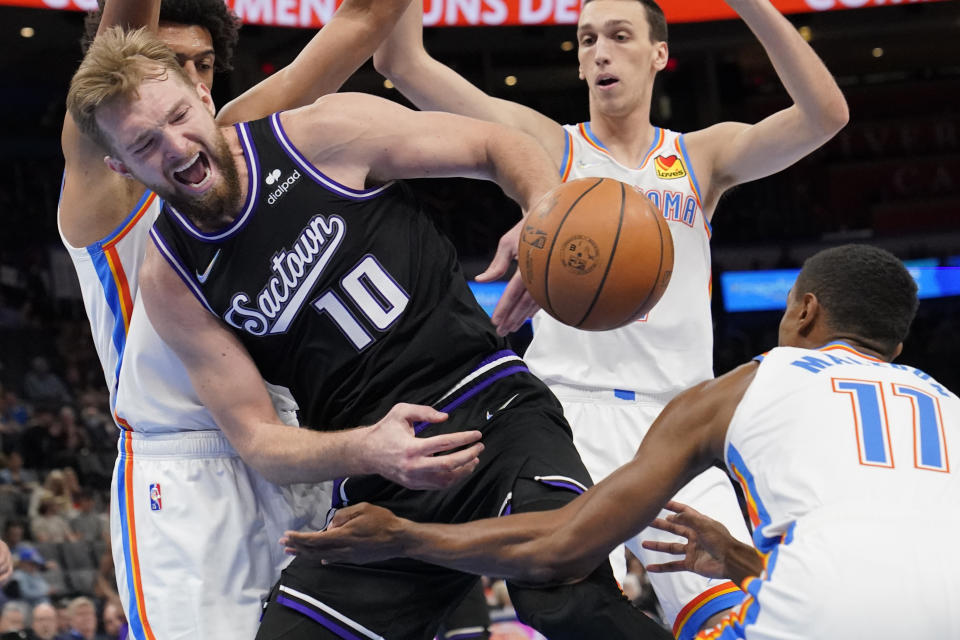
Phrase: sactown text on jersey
[{"left": 224, "top": 214, "right": 345, "bottom": 336}]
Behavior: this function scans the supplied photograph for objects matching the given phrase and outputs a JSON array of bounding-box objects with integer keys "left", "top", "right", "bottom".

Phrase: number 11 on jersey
[{"left": 833, "top": 378, "right": 950, "bottom": 472}]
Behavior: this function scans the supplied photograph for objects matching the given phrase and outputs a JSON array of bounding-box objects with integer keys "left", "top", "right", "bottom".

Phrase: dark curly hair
[
  {"left": 81, "top": 0, "right": 241, "bottom": 72},
  {"left": 794, "top": 244, "right": 919, "bottom": 358}
]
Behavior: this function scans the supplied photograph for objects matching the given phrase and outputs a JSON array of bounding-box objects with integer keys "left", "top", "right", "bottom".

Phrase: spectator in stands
[
  {"left": 22, "top": 358, "right": 70, "bottom": 409},
  {"left": 0, "top": 601, "right": 28, "bottom": 635},
  {"left": 54, "top": 600, "right": 69, "bottom": 638},
  {"left": 0, "top": 452, "right": 38, "bottom": 490},
  {"left": 29, "top": 472, "right": 75, "bottom": 522},
  {"left": 2, "top": 523, "right": 32, "bottom": 558},
  {"left": 9, "top": 547, "right": 50, "bottom": 607},
  {"left": 60, "top": 598, "right": 101, "bottom": 640},
  {"left": 31, "top": 602, "right": 58, "bottom": 640},
  {"left": 56, "top": 412, "right": 89, "bottom": 469},
  {"left": 624, "top": 550, "right": 663, "bottom": 623},
  {"left": 0, "top": 388, "right": 29, "bottom": 432},
  {"left": 30, "top": 497, "right": 76, "bottom": 545},
  {"left": 58, "top": 472, "right": 79, "bottom": 515},
  {"left": 68, "top": 493, "right": 104, "bottom": 544},
  {"left": 100, "top": 603, "right": 124, "bottom": 640},
  {"left": 20, "top": 411, "right": 59, "bottom": 471}
]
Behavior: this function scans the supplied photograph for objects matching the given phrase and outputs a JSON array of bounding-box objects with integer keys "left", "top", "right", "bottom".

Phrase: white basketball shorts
[{"left": 110, "top": 430, "right": 331, "bottom": 640}]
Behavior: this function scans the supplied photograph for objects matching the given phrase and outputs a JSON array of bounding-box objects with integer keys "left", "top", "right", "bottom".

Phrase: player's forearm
[
  {"left": 279, "top": 0, "right": 412, "bottom": 103},
  {"left": 97, "top": 0, "right": 161, "bottom": 36},
  {"left": 217, "top": 0, "right": 410, "bottom": 125},
  {"left": 483, "top": 126, "right": 560, "bottom": 212},
  {"left": 399, "top": 513, "right": 595, "bottom": 583},
  {"left": 734, "top": 0, "right": 848, "bottom": 134},
  {"left": 236, "top": 421, "right": 376, "bottom": 485}
]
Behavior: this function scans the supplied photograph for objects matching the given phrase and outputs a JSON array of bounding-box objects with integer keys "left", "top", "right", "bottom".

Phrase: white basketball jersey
[
  {"left": 525, "top": 123, "right": 713, "bottom": 397},
  {"left": 59, "top": 188, "right": 299, "bottom": 433},
  {"left": 726, "top": 342, "right": 960, "bottom": 552}
]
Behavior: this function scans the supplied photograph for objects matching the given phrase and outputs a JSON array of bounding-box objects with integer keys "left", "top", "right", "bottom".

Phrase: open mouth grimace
[{"left": 173, "top": 152, "right": 211, "bottom": 188}]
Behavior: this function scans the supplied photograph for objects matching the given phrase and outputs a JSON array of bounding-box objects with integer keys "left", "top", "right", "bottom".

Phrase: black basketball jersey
[{"left": 151, "top": 113, "right": 504, "bottom": 428}]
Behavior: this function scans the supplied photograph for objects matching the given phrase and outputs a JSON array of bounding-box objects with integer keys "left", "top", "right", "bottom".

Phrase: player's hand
[
  {"left": 641, "top": 501, "right": 737, "bottom": 580},
  {"left": 476, "top": 220, "right": 541, "bottom": 336},
  {"left": 0, "top": 541, "right": 13, "bottom": 585},
  {"left": 281, "top": 503, "right": 407, "bottom": 564},
  {"left": 364, "top": 403, "right": 483, "bottom": 490}
]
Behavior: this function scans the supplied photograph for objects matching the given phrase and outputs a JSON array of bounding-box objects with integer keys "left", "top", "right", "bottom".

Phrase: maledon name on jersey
[{"left": 151, "top": 113, "right": 503, "bottom": 429}]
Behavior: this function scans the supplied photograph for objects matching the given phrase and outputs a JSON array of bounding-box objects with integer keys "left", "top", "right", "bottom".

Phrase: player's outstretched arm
[
  {"left": 283, "top": 364, "right": 759, "bottom": 581},
  {"left": 139, "top": 245, "right": 483, "bottom": 488},
  {"left": 216, "top": 0, "right": 412, "bottom": 125},
  {"left": 643, "top": 501, "right": 764, "bottom": 586},
  {"left": 60, "top": 0, "right": 162, "bottom": 248},
  {"left": 687, "top": 0, "right": 849, "bottom": 215},
  {"left": 286, "top": 92, "right": 561, "bottom": 213},
  {"left": 372, "top": 0, "right": 566, "bottom": 162}
]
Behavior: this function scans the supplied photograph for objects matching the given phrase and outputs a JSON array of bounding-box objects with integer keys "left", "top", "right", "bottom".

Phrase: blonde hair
[{"left": 67, "top": 26, "right": 189, "bottom": 150}]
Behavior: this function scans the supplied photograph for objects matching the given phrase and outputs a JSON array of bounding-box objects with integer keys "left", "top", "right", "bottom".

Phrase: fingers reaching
[
  {"left": 419, "top": 430, "right": 482, "bottom": 455},
  {"left": 491, "top": 272, "right": 539, "bottom": 336},
  {"left": 476, "top": 249, "right": 512, "bottom": 283},
  {"left": 644, "top": 560, "right": 689, "bottom": 574}
]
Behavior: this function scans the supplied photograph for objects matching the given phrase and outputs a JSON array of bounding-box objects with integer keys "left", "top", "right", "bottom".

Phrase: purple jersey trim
[
  {"left": 269, "top": 112, "right": 394, "bottom": 201},
  {"left": 276, "top": 595, "right": 365, "bottom": 640}
]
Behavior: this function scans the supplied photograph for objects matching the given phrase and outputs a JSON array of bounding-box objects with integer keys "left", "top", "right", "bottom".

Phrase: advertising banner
[{"left": 0, "top": 0, "right": 948, "bottom": 28}]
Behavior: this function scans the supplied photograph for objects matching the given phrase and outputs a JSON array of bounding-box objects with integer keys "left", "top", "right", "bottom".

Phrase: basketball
[{"left": 518, "top": 177, "right": 674, "bottom": 331}]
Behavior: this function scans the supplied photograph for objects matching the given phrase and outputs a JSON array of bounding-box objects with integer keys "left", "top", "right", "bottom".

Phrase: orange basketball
[{"left": 517, "top": 177, "right": 674, "bottom": 331}]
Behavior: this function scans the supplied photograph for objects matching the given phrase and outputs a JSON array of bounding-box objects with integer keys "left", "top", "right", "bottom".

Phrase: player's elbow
[
  {"left": 373, "top": 47, "right": 428, "bottom": 86},
  {"left": 810, "top": 91, "right": 849, "bottom": 138},
  {"left": 824, "top": 95, "right": 850, "bottom": 134},
  {"left": 372, "top": 47, "right": 405, "bottom": 81}
]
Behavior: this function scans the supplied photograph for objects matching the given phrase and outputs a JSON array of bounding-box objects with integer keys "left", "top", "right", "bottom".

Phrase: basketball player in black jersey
[{"left": 67, "top": 29, "right": 673, "bottom": 640}]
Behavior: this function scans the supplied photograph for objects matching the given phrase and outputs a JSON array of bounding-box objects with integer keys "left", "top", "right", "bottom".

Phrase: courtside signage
[{"left": 0, "top": 0, "right": 948, "bottom": 27}]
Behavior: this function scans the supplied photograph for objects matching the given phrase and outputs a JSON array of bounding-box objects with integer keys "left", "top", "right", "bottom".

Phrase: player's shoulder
[
  {"left": 668, "top": 362, "right": 759, "bottom": 427},
  {"left": 278, "top": 92, "right": 397, "bottom": 148},
  {"left": 698, "top": 360, "right": 760, "bottom": 399}
]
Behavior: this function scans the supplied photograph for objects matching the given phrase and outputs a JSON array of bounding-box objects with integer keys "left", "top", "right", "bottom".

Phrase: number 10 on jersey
[
  {"left": 311, "top": 255, "right": 409, "bottom": 350},
  {"left": 832, "top": 378, "right": 950, "bottom": 472}
]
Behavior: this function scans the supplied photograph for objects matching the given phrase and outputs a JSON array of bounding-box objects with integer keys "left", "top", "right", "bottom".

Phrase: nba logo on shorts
[{"left": 149, "top": 483, "right": 162, "bottom": 511}]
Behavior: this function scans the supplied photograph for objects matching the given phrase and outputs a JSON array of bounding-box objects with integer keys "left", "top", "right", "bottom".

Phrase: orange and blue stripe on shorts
[
  {"left": 673, "top": 581, "right": 745, "bottom": 640},
  {"left": 115, "top": 422, "right": 157, "bottom": 640}
]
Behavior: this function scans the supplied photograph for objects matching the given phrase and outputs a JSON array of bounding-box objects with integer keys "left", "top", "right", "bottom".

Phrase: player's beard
[{"left": 160, "top": 130, "right": 242, "bottom": 231}]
